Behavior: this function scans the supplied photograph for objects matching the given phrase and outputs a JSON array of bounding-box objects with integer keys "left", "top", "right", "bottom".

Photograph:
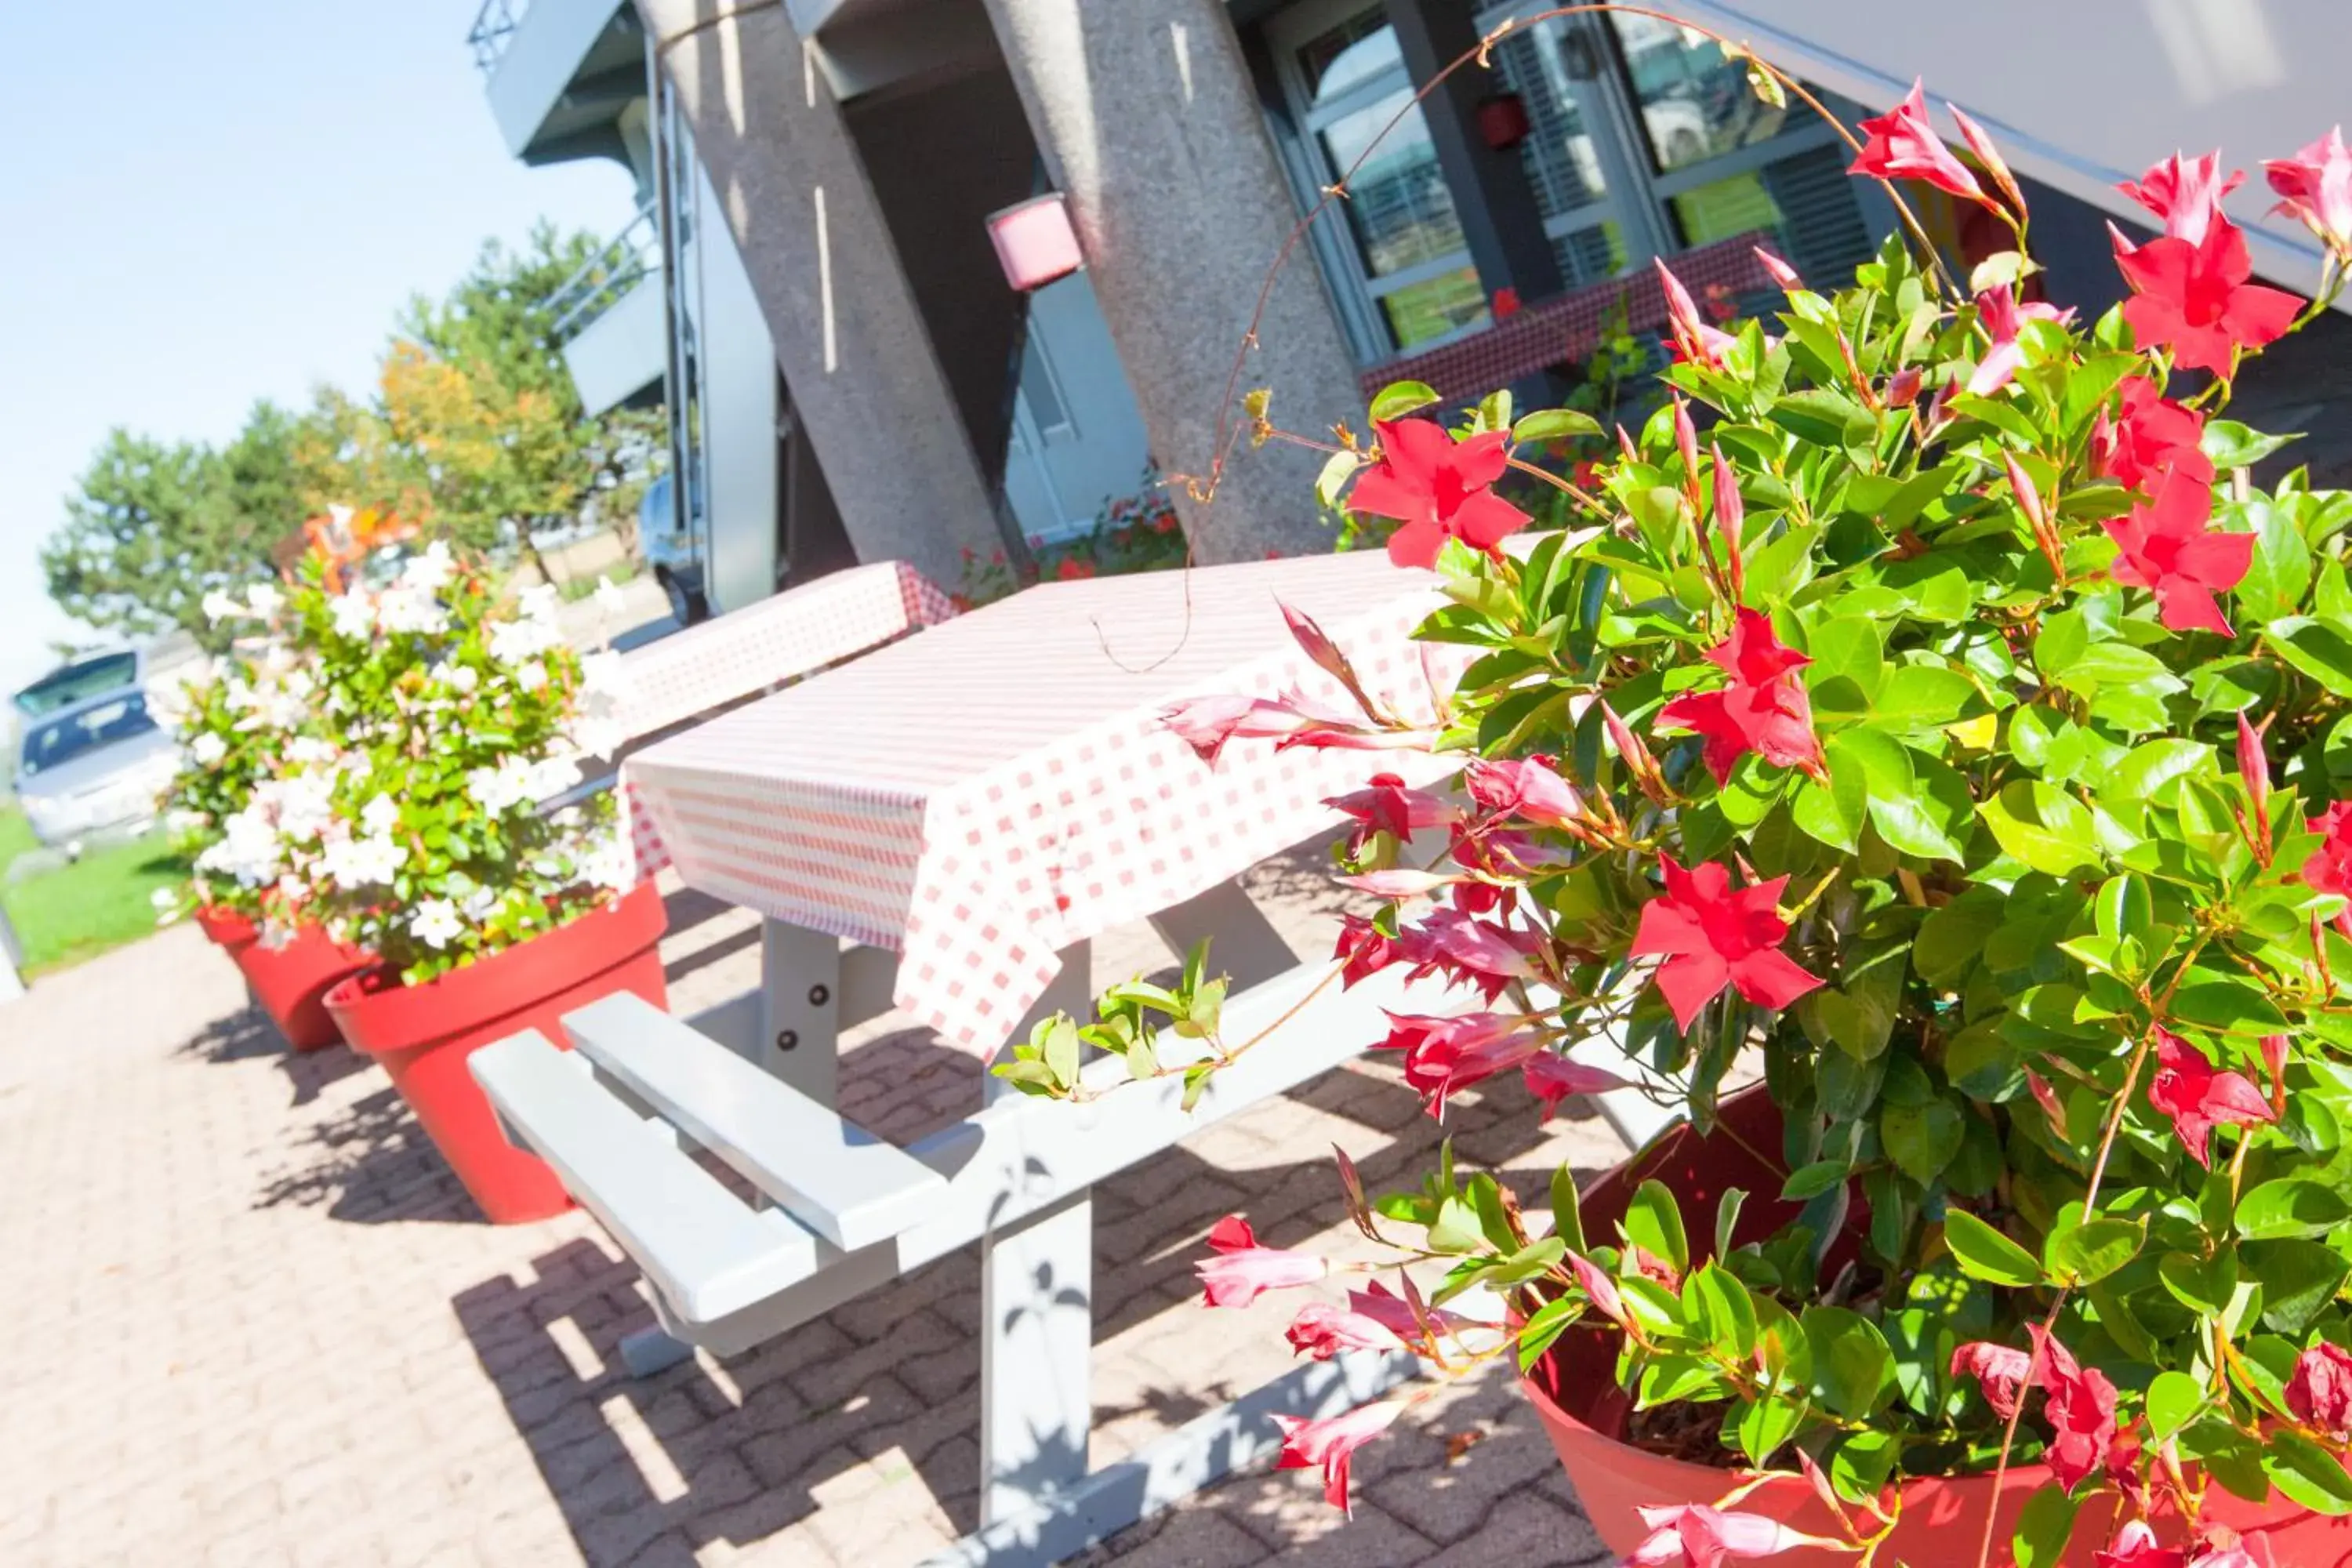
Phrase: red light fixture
[
  {"left": 987, "top": 194, "right": 1083, "bottom": 292},
  {"left": 1476, "top": 93, "right": 1530, "bottom": 151}
]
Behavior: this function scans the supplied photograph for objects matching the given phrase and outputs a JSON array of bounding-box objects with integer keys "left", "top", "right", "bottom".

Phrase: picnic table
[{"left": 475, "top": 551, "right": 1492, "bottom": 1565}]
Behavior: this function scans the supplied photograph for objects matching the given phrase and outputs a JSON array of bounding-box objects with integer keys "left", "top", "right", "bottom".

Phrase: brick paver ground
[{"left": 0, "top": 848, "right": 1624, "bottom": 1567}]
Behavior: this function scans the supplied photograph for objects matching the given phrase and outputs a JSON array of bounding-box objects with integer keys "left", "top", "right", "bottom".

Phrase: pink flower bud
[{"left": 1752, "top": 245, "right": 1802, "bottom": 292}]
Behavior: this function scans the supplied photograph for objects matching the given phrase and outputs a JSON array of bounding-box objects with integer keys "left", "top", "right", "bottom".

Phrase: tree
[{"left": 40, "top": 430, "right": 273, "bottom": 651}]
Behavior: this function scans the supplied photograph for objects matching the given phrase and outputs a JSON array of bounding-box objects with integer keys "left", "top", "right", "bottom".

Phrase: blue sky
[{"left": 0, "top": 1, "right": 638, "bottom": 698}]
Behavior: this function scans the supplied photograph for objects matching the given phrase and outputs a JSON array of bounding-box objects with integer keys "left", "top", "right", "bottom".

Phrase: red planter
[
  {"left": 1523, "top": 1090, "right": 2342, "bottom": 1566},
  {"left": 325, "top": 882, "right": 669, "bottom": 1224},
  {"left": 194, "top": 906, "right": 368, "bottom": 1051}
]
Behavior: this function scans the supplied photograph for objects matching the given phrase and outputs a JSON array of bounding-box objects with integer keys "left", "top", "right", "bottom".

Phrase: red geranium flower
[
  {"left": 1348, "top": 418, "right": 1531, "bottom": 569},
  {"left": 2114, "top": 216, "right": 2301, "bottom": 375},
  {"left": 2096, "top": 377, "right": 2214, "bottom": 495},
  {"left": 2118, "top": 150, "right": 2245, "bottom": 245},
  {"left": 2102, "top": 469, "right": 2253, "bottom": 636},
  {"left": 2267, "top": 126, "right": 2352, "bottom": 255},
  {"left": 1656, "top": 609, "right": 1824, "bottom": 783},
  {"left": 1849, "top": 81, "right": 1987, "bottom": 208},
  {"left": 1628, "top": 856, "right": 1822, "bottom": 1030},
  {"left": 2147, "top": 1025, "right": 2278, "bottom": 1167}
]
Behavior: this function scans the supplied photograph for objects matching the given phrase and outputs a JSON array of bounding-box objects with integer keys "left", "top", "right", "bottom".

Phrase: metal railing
[
  {"left": 467, "top": 0, "right": 531, "bottom": 73},
  {"left": 547, "top": 204, "right": 663, "bottom": 343}
]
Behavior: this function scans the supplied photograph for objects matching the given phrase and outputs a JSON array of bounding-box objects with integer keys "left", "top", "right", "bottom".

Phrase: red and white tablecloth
[
  {"left": 623, "top": 550, "right": 1467, "bottom": 1057},
  {"left": 614, "top": 561, "right": 954, "bottom": 873}
]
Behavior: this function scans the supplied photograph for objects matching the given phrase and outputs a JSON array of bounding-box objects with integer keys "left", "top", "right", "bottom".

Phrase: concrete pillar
[
  {"left": 631, "top": 0, "right": 1008, "bottom": 589},
  {"left": 1385, "top": 0, "right": 1563, "bottom": 305},
  {"left": 980, "top": 0, "right": 1366, "bottom": 562}
]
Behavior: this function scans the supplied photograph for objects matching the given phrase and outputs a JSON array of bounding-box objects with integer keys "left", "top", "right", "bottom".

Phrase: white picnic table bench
[{"left": 473, "top": 550, "right": 1666, "bottom": 1564}]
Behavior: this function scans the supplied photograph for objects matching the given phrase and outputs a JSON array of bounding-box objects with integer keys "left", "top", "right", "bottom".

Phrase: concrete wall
[{"left": 1668, "top": 0, "right": 2349, "bottom": 298}]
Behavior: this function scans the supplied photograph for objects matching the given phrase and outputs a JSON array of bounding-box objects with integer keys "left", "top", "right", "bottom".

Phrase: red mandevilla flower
[
  {"left": 2028, "top": 1325, "right": 2124, "bottom": 1494},
  {"left": 1321, "top": 772, "right": 1457, "bottom": 855},
  {"left": 2096, "top": 377, "right": 2215, "bottom": 495},
  {"left": 2265, "top": 125, "right": 2352, "bottom": 254},
  {"left": 1849, "top": 81, "right": 1988, "bottom": 209},
  {"left": 2114, "top": 213, "right": 2301, "bottom": 375},
  {"left": 2101, "top": 469, "right": 2254, "bottom": 637},
  {"left": 2303, "top": 802, "right": 2352, "bottom": 935},
  {"left": 1283, "top": 1302, "right": 1403, "bottom": 1361},
  {"left": 1624, "top": 1504, "right": 1842, "bottom": 1566},
  {"left": 2096, "top": 1522, "right": 2187, "bottom": 1568},
  {"left": 1348, "top": 418, "right": 1532, "bottom": 569},
  {"left": 2147, "top": 1026, "right": 2278, "bottom": 1167},
  {"left": 2118, "top": 150, "right": 2246, "bottom": 245},
  {"left": 2287, "top": 1339, "right": 2352, "bottom": 1439},
  {"left": 1461, "top": 754, "right": 1582, "bottom": 830},
  {"left": 1269, "top": 1400, "right": 1404, "bottom": 1515},
  {"left": 1194, "top": 1215, "right": 1327, "bottom": 1307},
  {"left": 1521, "top": 1051, "right": 1635, "bottom": 1118},
  {"left": 1656, "top": 609, "right": 1825, "bottom": 784},
  {"left": 1966, "top": 283, "right": 2070, "bottom": 397},
  {"left": 1377, "top": 1009, "right": 1542, "bottom": 1116},
  {"left": 1951, "top": 1339, "right": 2033, "bottom": 1419},
  {"left": 1628, "top": 856, "right": 1823, "bottom": 1031},
  {"left": 1395, "top": 906, "right": 1541, "bottom": 1003}
]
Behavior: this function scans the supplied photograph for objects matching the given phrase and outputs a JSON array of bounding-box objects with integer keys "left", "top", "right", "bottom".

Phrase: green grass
[{"left": 0, "top": 804, "right": 188, "bottom": 978}]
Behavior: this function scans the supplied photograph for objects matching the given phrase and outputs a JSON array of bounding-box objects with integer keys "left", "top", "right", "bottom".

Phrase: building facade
[{"left": 470, "top": 0, "right": 2349, "bottom": 618}]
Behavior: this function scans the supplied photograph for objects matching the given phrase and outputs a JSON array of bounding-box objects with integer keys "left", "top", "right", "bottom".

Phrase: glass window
[
  {"left": 1486, "top": 21, "right": 1611, "bottom": 222},
  {"left": 1319, "top": 89, "right": 1474, "bottom": 281},
  {"left": 1554, "top": 221, "right": 1628, "bottom": 289},
  {"left": 1379, "top": 264, "right": 1490, "bottom": 347},
  {"left": 1606, "top": 14, "right": 1791, "bottom": 174},
  {"left": 1298, "top": 10, "right": 1399, "bottom": 101}
]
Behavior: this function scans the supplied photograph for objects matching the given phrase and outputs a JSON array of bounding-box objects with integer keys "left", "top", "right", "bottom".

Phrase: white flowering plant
[{"left": 174, "top": 537, "right": 637, "bottom": 982}]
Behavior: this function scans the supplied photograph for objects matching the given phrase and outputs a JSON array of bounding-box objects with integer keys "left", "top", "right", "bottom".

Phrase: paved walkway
[{"left": 0, "top": 853, "right": 1624, "bottom": 1567}]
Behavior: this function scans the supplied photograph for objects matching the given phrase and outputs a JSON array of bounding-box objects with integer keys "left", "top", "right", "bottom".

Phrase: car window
[
  {"left": 18, "top": 692, "right": 158, "bottom": 779},
  {"left": 12, "top": 652, "right": 137, "bottom": 717}
]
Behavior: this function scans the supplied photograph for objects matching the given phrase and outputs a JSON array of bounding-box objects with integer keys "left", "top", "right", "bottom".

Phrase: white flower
[
  {"left": 194, "top": 806, "right": 284, "bottom": 887},
  {"left": 286, "top": 736, "right": 338, "bottom": 766},
  {"left": 579, "top": 649, "right": 631, "bottom": 700},
  {"left": 202, "top": 590, "right": 245, "bottom": 625},
  {"left": 486, "top": 615, "right": 561, "bottom": 665},
  {"left": 151, "top": 887, "right": 177, "bottom": 910},
  {"left": 519, "top": 583, "right": 562, "bottom": 625},
  {"left": 319, "top": 831, "right": 406, "bottom": 891},
  {"left": 248, "top": 668, "right": 314, "bottom": 731},
  {"left": 267, "top": 770, "right": 339, "bottom": 844},
  {"left": 465, "top": 756, "right": 543, "bottom": 815},
  {"left": 593, "top": 575, "right": 628, "bottom": 616},
  {"left": 513, "top": 660, "right": 549, "bottom": 693},
  {"left": 571, "top": 715, "right": 626, "bottom": 760},
  {"left": 245, "top": 581, "right": 285, "bottom": 619},
  {"left": 401, "top": 540, "right": 455, "bottom": 594},
  {"left": 431, "top": 661, "right": 481, "bottom": 695},
  {"left": 459, "top": 884, "right": 500, "bottom": 921},
  {"left": 409, "top": 898, "right": 465, "bottom": 952},
  {"left": 376, "top": 586, "right": 450, "bottom": 637},
  {"left": 360, "top": 793, "right": 401, "bottom": 837},
  {"left": 165, "top": 808, "right": 207, "bottom": 834},
  {"left": 330, "top": 591, "right": 376, "bottom": 641},
  {"left": 188, "top": 732, "right": 228, "bottom": 768},
  {"left": 578, "top": 829, "right": 637, "bottom": 893},
  {"left": 220, "top": 678, "right": 257, "bottom": 714}
]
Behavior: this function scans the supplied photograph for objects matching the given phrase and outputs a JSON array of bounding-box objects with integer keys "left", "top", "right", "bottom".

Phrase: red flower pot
[
  {"left": 194, "top": 906, "right": 368, "bottom": 1052},
  {"left": 325, "top": 883, "right": 669, "bottom": 1224},
  {"left": 1523, "top": 1089, "right": 2343, "bottom": 1565}
]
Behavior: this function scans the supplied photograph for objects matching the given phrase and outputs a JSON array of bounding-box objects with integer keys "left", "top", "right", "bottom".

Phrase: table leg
[
  {"left": 979, "top": 1187, "right": 1093, "bottom": 1524},
  {"left": 760, "top": 916, "right": 841, "bottom": 1108}
]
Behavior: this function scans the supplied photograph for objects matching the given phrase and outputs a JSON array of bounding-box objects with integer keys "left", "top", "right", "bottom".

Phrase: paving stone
[{"left": 0, "top": 864, "right": 1633, "bottom": 1567}]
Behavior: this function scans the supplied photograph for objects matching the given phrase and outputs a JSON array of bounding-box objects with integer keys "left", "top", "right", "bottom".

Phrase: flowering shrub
[
  {"left": 1017, "top": 37, "right": 2352, "bottom": 1564},
  {"left": 953, "top": 468, "right": 1190, "bottom": 608},
  {"left": 170, "top": 538, "right": 634, "bottom": 981}
]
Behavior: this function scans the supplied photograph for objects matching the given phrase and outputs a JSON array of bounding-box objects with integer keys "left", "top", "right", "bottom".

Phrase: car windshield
[
  {"left": 19, "top": 691, "right": 158, "bottom": 779},
  {"left": 12, "top": 652, "right": 136, "bottom": 717}
]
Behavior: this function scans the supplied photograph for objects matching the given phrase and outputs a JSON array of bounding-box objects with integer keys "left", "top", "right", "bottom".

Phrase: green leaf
[
  {"left": 1875, "top": 664, "right": 1978, "bottom": 725},
  {"left": 1882, "top": 1098, "right": 1965, "bottom": 1184},
  {"left": 1977, "top": 780, "right": 2101, "bottom": 877},
  {"left": 1040, "top": 1016, "right": 1080, "bottom": 1090},
  {"left": 1769, "top": 387, "right": 1874, "bottom": 448},
  {"left": 1550, "top": 1164, "right": 1586, "bottom": 1253},
  {"left": 1512, "top": 408, "right": 1604, "bottom": 445},
  {"left": 1781, "top": 1160, "right": 1849, "bottom": 1201},
  {"left": 1733, "top": 1392, "right": 1806, "bottom": 1466},
  {"left": 1802, "top": 1305, "right": 1895, "bottom": 1417},
  {"left": 2236, "top": 1179, "right": 2352, "bottom": 1240},
  {"left": 2010, "top": 1483, "right": 2082, "bottom": 1568},
  {"left": 1806, "top": 616, "right": 1886, "bottom": 702},
  {"left": 1944, "top": 1210, "right": 2045, "bottom": 1287},
  {"left": 1622, "top": 1178, "right": 1690, "bottom": 1275},
  {"left": 1689, "top": 1262, "right": 1759, "bottom": 1358},
  {"left": 2265, "top": 1430, "right": 2352, "bottom": 1515},
  {"left": 2204, "top": 419, "right": 2296, "bottom": 470},
  {"left": 1428, "top": 1196, "right": 1485, "bottom": 1254},
  {"left": 2243, "top": 1240, "right": 2352, "bottom": 1334},
  {"left": 1369, "top": 381, "right": 1439, "bottom": 423},
  {"left": 1315, "top": 449, "right": 1360, "bottom": 509},
  {"left": 2104, "top": 739, "right": 2214, "bottom": 802},
  {"left": 1791, "top": 754, "right": 1867, "bottom": 852},
  {"left": 2267, "top": 616, "right": 2352, "bottom": 699},
  {"left": 2143, "top": 1370, "right": 2205, "bottom": 1444},
  {"left": 2158, "top": 1249, "right": 2238, "bottom": 1316},
  {"left": 2045, "top": 1216, "right": 2143, "bottom": 1286}
]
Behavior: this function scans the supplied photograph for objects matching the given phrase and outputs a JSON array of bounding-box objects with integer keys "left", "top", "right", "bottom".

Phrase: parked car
[
  {"left": 640, "top": 472, "right": 710, "bottom": 626},
  {"left": 13, "top": 685, "right": 182, "bottom": 848},
  {"left": 11, "top": 648, "right": 140, "bottom": 719}
]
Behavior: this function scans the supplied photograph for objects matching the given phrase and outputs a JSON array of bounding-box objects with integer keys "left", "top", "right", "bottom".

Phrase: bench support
[{"left": 979, "top": 1188, "right": 1094, "bottom": 1523}]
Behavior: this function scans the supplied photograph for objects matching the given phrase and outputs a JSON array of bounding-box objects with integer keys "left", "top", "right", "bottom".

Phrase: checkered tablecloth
[
  {"left": 624, "top": 551, "right": 1466, "bottom": 1058},
  {"left": 1358, "top": 231, "right": 1774, "bottom": 408},
  {"left": 614, "top": 561, "right": 954, "bottom": 874}
]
